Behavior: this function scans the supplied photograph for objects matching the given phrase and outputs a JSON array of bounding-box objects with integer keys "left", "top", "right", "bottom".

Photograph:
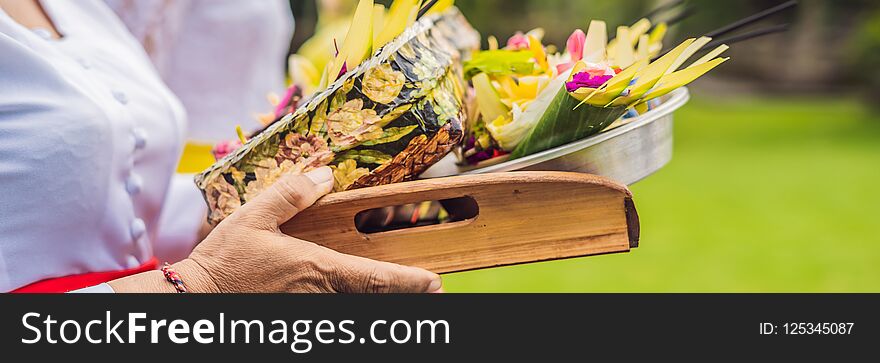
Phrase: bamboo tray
[
  {"left": 423, "top": 87, "right": 690, "bottom": 186},
  {"left": 282, "top": 172, "right": 639, "bottom": 274}
]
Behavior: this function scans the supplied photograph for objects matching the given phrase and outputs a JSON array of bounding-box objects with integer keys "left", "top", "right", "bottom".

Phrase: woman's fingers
[
  {"left": 235, "top": 166, "right": 334, "bottom": 228},
  {"left": 194, "top": 165, "right": 442, "bottom": 294},
  {"left": 323, "top": 248, "right": 442, "bottom": 293}
]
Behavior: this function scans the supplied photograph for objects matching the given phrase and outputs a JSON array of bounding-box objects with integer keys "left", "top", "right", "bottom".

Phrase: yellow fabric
[{"left": 177, "top": 142, "right": 216, "bottom": 174}]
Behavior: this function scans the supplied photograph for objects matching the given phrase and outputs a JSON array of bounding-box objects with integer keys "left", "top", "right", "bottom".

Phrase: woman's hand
[{"left": 110, "top": 167, "right": 442, "bottom": 293}]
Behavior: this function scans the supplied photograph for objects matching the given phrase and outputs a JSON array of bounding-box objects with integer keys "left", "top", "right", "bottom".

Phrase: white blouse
[
  {"left": 104, "top": 0, "right": 294, "bottom": 143},
  {"left": 0, "top": 0, "right": 189, "bottom": 292},
  {"left": 103, "top": 0, "right": 295, "bottom": 263}
]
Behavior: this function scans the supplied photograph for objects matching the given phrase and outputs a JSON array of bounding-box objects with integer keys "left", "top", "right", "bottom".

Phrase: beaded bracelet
[{"left": 161, "top": 263, "right": 187, "bottom": 293}]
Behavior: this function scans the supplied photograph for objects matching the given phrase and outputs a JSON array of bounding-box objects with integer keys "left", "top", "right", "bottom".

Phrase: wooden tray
[{"left": 281, "top": 172, "right": 640, "bottom": 274}]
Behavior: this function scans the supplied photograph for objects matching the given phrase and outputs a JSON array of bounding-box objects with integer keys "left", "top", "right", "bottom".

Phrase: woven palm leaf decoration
[{"left": 195, "top": 6, "right": 479, "bottom": 225}]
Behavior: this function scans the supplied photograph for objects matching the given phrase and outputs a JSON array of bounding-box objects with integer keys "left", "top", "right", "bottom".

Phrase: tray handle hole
[{"left": 354, "top": 196, "right": 479, "bottom": 234}]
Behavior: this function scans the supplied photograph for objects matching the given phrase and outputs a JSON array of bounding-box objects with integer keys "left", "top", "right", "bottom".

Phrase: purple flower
[
  {"left": 333, "top": 38, "right": 349, "bottom": 79},
  {"left": 464, "top": 135, "right": 477, "bottom": 150},
  {"left": 466, "top": 150, "right": 495, "bottom": 165},
  {"left": 337, "top": 61, "right": 348, "bottom": 79},
  {"left": 565, "top": 71, "right": 614, "bottom": 92}
]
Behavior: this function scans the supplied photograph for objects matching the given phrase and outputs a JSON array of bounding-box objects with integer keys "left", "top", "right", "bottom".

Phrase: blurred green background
[
  {"left": 446, "top": 95, "right": 880, "bottom": 292},
  {"left": 290, "top": 0, "right": 880, "bottom": 292}
]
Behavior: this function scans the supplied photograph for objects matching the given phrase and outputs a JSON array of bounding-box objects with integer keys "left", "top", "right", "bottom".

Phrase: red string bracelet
[{"left": 161, "top": 263, "right": 187, "bottom": 293}]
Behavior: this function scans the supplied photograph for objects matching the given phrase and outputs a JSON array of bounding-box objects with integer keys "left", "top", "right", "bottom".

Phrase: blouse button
[
  {"left": 112, "top": 90, "right": 129, "bottom": 105},
  {"left": 125, "top": 174, "right": 143, "bottom": 195},
  {"left": 132, "top": 128, "right": 148, "bottom": 150},
  {"left": 130, "top": 218, "right": 147, "bottom": 241}
]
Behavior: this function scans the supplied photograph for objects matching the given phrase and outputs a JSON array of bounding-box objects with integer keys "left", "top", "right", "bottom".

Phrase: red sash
[{"left": 11, "top": 257, "right": 159, "bottom": 293}]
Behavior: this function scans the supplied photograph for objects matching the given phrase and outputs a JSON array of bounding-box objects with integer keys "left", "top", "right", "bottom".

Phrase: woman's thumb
[{"left": 236, "top": 166, "right": 334, "bottom": 228}]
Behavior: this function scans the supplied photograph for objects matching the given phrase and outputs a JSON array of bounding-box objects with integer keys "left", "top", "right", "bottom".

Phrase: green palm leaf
[{"left": 509, "top": 88, "right": 627, "bottom": 160}]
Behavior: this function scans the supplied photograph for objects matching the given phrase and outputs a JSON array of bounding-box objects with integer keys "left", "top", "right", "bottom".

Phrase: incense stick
[
  {"left": 641, "top": 0, "right": 686, "bottom": 22},
  {"left": 663, "top": 5, "right": 698, "bottom": 27},
  {"left": 417, "top": 0, "right": 440, "bottom": 20},
  {"left": 653, "top": 1, "right": 797, "bottom": 60},
  {"left": 642, "top": 3, "right": 697, "bottom": 37},
  {"left": 703, "top": 23, "right": 790, "bottom": 50},
  {"left": 705, "top": 0, "right": 797, "bottom": 38}
]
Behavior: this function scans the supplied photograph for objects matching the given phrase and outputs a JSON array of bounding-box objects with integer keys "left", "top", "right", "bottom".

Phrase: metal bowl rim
[{"left": 462, "top": 87, "right": 691, "bottom": 175}]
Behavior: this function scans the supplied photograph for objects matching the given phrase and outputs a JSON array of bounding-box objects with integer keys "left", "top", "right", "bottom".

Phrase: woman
[
  {"left": 102, "top": 0, "right": 297, "bottom": 263},
  {"left": 0, "top": 0, "right": 441, "bottom": 293}
]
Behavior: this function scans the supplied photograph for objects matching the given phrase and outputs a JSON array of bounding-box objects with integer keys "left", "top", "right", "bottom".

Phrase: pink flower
[
  {"left": 566, "top": 29, "right": 586, "bottom": 62},
  {"left": 556, "top": 29, "right": 587, "bottom": 73},
  {"left": 557, "top": 63, "right": 574, "bottom": 74},
  {"left": 212, "top": 140, "right": 244, "bottom": 161},
  {"left": 275, "top": 133, "right": 334, "bottom": 167},
  {"left": 505, "top": 32, "right": 530, "bottom": 50},
  {"left": 273, "top": 85, "right": 302, "bottom": 119}
]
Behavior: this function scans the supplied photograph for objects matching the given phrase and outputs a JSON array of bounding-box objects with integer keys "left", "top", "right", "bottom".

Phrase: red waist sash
[{"left": 11, "top": 257, "right": 159, "bottom": 293}]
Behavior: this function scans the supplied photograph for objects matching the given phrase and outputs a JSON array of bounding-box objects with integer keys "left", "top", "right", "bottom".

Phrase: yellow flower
[
  {"left": 332, "top": 159, "right": 370, "bottom": 192},
  {"left": 245, "top": 159, "right": 305, "bottom": 200},
  {"left": 362, "top": 63, "right": 406, "bottom": 104},
  {"left": 327, "top": 99, "right": 384, "bottom": 150},
  {"left": 229, "top": 167, "right": 246, "bottom": 185},
  {"left": 237, "top": 134, "right": 336, "bottom": 201}
]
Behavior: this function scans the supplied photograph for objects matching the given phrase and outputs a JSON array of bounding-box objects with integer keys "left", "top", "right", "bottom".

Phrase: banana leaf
[{"left": 509, "top": 88, "right": 628, "bottom": 160}]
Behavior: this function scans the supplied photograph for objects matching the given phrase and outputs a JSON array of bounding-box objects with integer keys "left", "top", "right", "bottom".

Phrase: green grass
[{"left": 443, "top": 94, "right": 880, "bottom": 292}]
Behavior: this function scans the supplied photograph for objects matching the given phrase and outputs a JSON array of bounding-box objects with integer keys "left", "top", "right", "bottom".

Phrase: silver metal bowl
[{"left": 422, "top": 87, "right": 690, "bottom": 185}]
